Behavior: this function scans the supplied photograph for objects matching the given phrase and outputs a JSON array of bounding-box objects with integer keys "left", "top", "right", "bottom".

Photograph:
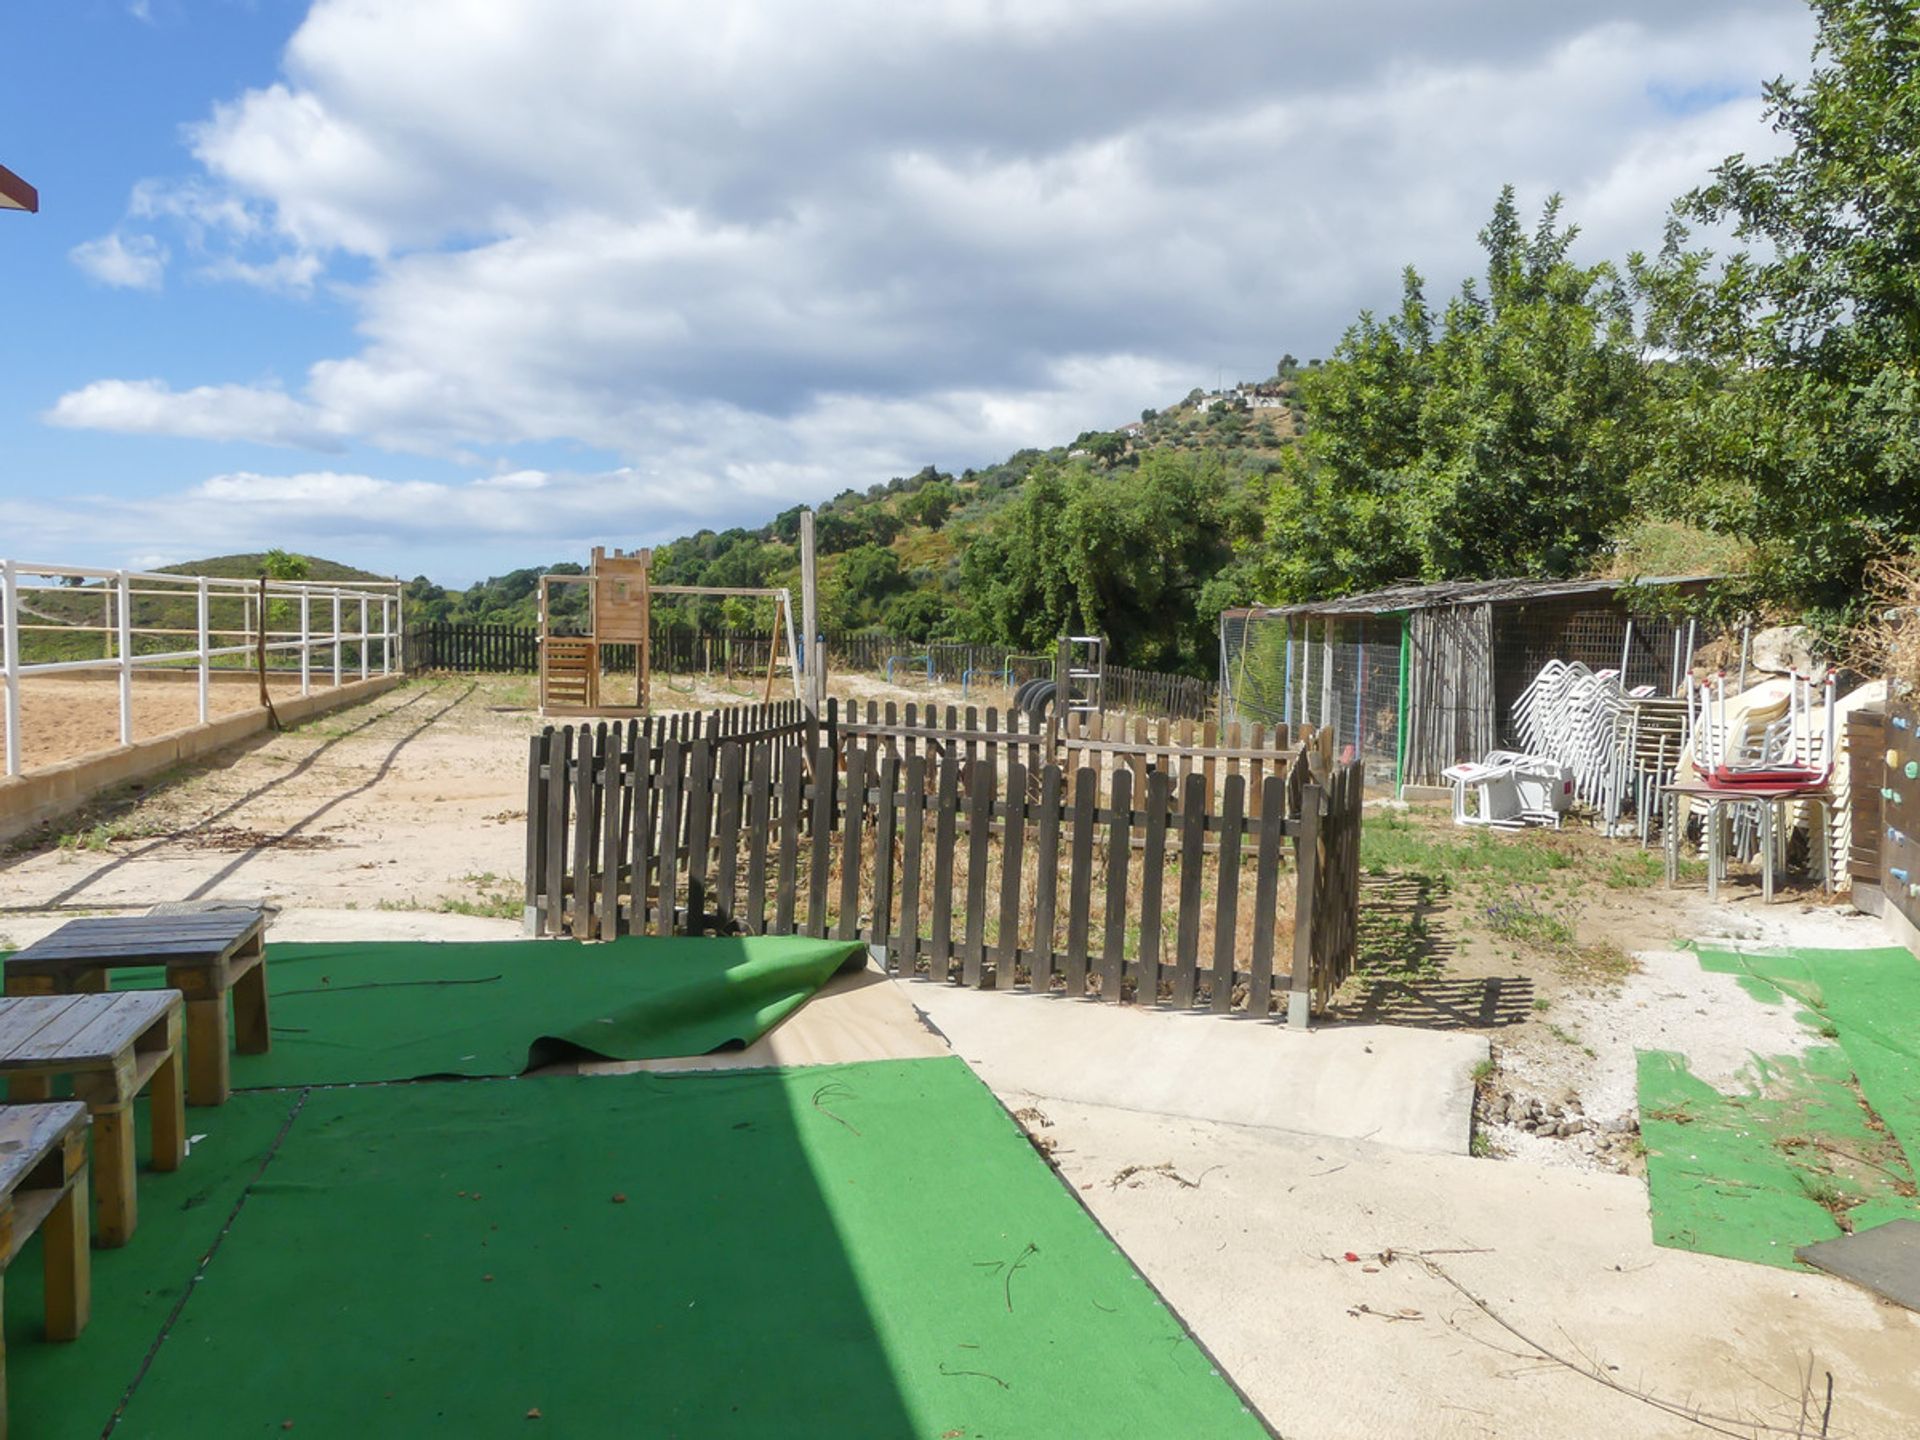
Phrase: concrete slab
[
  {"left": 909, "top": 983, "right": 1486, "bottom": 1154},
  {"left": 1034, "top": 1098, "right": 1920, "bottom": 1440}
]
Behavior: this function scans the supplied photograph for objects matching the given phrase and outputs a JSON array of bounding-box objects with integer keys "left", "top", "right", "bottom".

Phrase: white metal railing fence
[{"left": 1, "top": 559, "right": 405, "bottom": 777}]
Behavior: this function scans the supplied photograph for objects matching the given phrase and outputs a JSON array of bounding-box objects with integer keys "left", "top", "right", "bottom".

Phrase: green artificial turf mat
[
  {"left": 3, "top": 1090, "right": 304, "bottom": 1437},
  {"left": 111, "top": 935, "right": 864, "bottom": 1086},
  {"left": 1693, "top": 945, "right": 1920, "bottom": 1165},
  {"left": 1638, "top": 1048, "right": 1918, "bottom": 1268},
  {"left": 98, "top": 1059, "right": 1263, "bottom": 1439},
  {"left": 1639, "top": 944, "right": 1920, "bottom": 1268}
]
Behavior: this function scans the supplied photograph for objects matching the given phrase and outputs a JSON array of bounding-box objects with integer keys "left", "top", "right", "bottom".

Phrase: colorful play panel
[
  {"left": 1640, "top": 945, "right": 1920, "bottom": 1270},
  {"left": 1, "top": 938, "right": 1267, "bottom": 1438}
]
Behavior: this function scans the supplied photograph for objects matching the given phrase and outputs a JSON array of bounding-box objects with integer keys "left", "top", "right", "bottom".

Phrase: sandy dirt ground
[
  {"left": 8, "top": 671, "right": 367, "bottom": 771},
  {"left": 3, "top": 673, "right": 1915, "bottom": 1437}
]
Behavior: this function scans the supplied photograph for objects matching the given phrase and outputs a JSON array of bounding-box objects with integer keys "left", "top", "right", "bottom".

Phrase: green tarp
[
  {"left": 118, "top": 935, "right": 867, "bottom": 1085},
  {"left": 1639, "top": 945, "right": 1920, "bottom": 1269},
  {"left": 8, "top": 1062, "right": 1265, "bottom": 1439}
]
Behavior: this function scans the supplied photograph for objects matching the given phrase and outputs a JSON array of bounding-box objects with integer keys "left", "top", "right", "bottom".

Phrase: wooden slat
[
  {"left": 546, "top": 725, "right": 571, "bottom": 938},
  {"left": 962, "top": 755, "right": 994, "bottom": 986},
  {"left": 806, "top": 743, "right": 834, "bottom": 937},
  {"left": 713, "top": 743, "right": 745, "bottom": 932},
  {"left": 1136, "top": 768, "right": 1170, "bottom": 1005},
  {"left": 1063, "top": 768, "right": 1097, "bottom": 999},
  {"left": 599, "top": 726, "right": 625, "bottom": 942},
  {"left": 1030, "top": 763, "right": 1062, "bottom": 992},
  {"left": 683, "top": 741, "right": 714, "bottom": 933},
  {"left": 1172, "top": 770, "right": 1207, "bottom": 1008},
  {"left": 928, "top": 751, "right": 959, "bottom": 983},
  {"left": 630, "top": 726, "right": 656, "bottom": 934},
  {"left": 525, "top": 732, "right": 548, "bottom": 932},
  {"left": 572, "top": 725, "right": 598, "bottom": 938},
  {"left": 655, "top": 738, "right": 685, "bottom": 936},
  {"left": 996, "top": 759, "right": 1026, "bottom": 990},
  {"left": 898, "top": 753, "right": 928, "bottom": 977},
  {"left": 1210, "top": 773, "right": 1245, "bottom": 1013},
  {"left": 1100, "top": 765, "right": 1132, "bottom": 1002},
  {"left": 1247, "top": 774, "right": 1287, "bottom": 1018},
  {"left": 835, "top": 745, "right": 868, "bottom": 941},
  {"left": 774, "top": 746, "right": 803, "bottom": 933},
  {"left": 0, "top": 996, "right": 88, "bottom": 1054},
  {"left": 871, "top": 749, "right": 899, "bottom": 963},
  {"left": 743, "top": 744, "right": 771, "bottom": 934}
]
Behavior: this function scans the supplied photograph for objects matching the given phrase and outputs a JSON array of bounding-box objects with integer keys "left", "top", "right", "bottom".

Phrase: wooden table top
[
  {"left": 0, "top": 993, "right": 182, "bottom": 1070},
  {"left": 6, "top": 911, "right": 264, "bottom": 972},
  {"left": 0, "top": 1101, "right": 89, "bottom": 1196}
]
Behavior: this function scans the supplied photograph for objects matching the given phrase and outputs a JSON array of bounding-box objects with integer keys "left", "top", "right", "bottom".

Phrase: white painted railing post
[
  {"left": 332, "top": 593, "right": 342, "bottom": 688},
  {"left": 196, "top": 578, "right": 210, "bottom": 725},
  {"left": 381, "top": 596, "right": 392, "bottom": 675},
  {"left": 116, "top": 569, "right": 133, "bottom": 746},
  {"left": 359, "top": 595, "right": 369, "bottom": 681},
  {"left": 2, "top": 559, "right": 20, "bottom": 777},
  {"left": 300, "top": 591, "right": 312, "bottom": 697}
]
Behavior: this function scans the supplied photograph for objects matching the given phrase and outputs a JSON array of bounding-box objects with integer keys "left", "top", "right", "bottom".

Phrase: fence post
[
  {"left": 359, "top": 595, "right": 370, "bottom": 681},
  {"left": 116, "top": 569, "right": 133, "bottom": 746},
  {"left": 196, "top": 577, "right": 211, "bottom": 725},
  {"left": 1288, "top": 783, "right": 1323, "bottom": 1029},
  {"left": 1, "top": 558, "right": 19, "bottom": 777},
  {"left": 299, "top": 591, "right": 312, "bottom": 698},
  {"left": 332, "top": 593, "right": 342, "bottom": 687}
]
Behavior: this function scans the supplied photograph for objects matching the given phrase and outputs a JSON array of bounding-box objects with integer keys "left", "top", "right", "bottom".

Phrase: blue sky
[{"left": 1, "top": 0, "right": 1814, "bottom": 586}]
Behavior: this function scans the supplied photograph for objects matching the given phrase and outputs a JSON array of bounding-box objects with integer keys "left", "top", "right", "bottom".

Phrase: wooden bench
[
  {"left": 0, "top": 1101, "right": 92, "bottom": 1440},
  {"left": 0, "top": 993, "right": 185, "bottom": 1248},
  {"left": 5, "top": 912, "right": 268, "bottom": 1108}
]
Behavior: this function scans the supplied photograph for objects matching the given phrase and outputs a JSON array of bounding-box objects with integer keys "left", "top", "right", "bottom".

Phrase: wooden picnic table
[
  {"left": 0, "top": 1101, "right": 92, "bottom": 1439},
  {"left": 0, "top": 991, "right": 185, "bottom": 1247},
  {"left": 5, "top": 911, "right": 269, "bottom": 1107}
]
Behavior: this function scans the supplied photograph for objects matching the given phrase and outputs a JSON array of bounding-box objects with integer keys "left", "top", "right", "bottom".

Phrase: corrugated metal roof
[{"left": 1239, "top": 573, "right": 1719, "bottom": 619}]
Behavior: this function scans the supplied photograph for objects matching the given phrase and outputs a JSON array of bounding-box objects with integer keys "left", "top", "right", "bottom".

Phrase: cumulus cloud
[
  {"left": 42, "top": 0, "right": 1817, "bottom": 566},
  {"left": 70, "top": 232, "right": 169, "bottom": 290},
  {"left": 44, "top": 379, "right": 346, "bottom": 451}
]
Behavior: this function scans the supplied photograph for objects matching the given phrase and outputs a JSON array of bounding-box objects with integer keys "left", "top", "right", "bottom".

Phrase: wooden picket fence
[{"left": 524, "top": 700, "right": 1364, "bottom": 1020}]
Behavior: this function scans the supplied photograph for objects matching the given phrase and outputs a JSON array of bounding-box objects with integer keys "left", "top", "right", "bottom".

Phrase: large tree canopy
[
  {"left": 1260, "top": 189, "right": 1650, "bottom": 604},
  {"left": 1635, "top": 0, "right": 1920, "bottom": 625}
]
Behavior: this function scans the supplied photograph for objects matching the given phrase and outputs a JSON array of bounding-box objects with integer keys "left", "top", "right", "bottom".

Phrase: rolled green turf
[
  {"left": 110, "top": 935, "right": 866, "bottom": 1086},
  {"left": 81, "top": 1060, "right": 1261, "bottom": 1439}
]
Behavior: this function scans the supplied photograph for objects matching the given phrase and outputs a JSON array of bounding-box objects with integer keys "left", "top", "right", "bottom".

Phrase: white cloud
[
  {"left": 44, "top": 0, "right": 1819, "bottom": 562},
  {"left": 44, "top": 379, "right": 345, "bottom": 451},
  {"left": 69, "top": 232, "right": 169, "bottom": 290}
]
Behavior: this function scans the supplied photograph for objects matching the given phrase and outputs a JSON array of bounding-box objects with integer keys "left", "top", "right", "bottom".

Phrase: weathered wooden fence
[
  {"left": 1102, "top": 663, "right": 1216, "bottom": 723},
  {"left": 409, "top": 622, "right": 540, "bottom": 672},
  {"left": 524, "top": 699, "right": 1364, "bottom": 1020}
]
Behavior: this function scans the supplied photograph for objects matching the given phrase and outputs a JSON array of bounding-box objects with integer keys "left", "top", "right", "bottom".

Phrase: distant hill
[
  {"left": 157, "top": 553, "right": 396, "bottom": 584},
  {"left": 405, "top": 364, "right": 1309, "bottom": 659},
  {"left": 18, "top": 552, "right": 394, "bottom": 665}
]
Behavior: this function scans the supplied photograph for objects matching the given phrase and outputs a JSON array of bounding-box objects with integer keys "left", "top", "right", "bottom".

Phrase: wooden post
[
  {"left": 1289, "top": 783, "right": 1322, "bottom": 1029},
  {"left": 800, "top": 509, "right": 824, "bottom": 716}
]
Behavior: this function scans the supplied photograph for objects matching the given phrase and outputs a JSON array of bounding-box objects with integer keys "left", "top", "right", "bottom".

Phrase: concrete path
[
  {"left": 910, "top": 981, "right": 1486, "bottom": 1153},
  {"left": 1037, "top": 1098, "right": 1920, "bottom": 1439}
]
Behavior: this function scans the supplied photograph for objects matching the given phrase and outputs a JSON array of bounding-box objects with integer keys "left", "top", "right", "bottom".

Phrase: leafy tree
[
  {"left": 1633, "top": 0, "right": 1920, "bottom": 625},
  {"left": 900, "top": 479, "right": 958, "bottom": 529},
  {"left": 960, "top": 451, "right": 1256, "bottom": 673},
  {"left": 1261, "top": 190, "right": 1649, "bottom": 601},
  {"left": 261, "top": 548, "right": 310, "bottom": 581}
]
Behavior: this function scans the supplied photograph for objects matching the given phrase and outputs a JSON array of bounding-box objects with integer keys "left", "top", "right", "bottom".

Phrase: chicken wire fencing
[{"left": 1220, "top": 610, "right": 1403, "bottom": 788}]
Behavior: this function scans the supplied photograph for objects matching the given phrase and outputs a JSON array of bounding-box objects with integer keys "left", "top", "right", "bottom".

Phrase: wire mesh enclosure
[{"left": 1220, "top": 611, "right": 1403, "bottom": 788}]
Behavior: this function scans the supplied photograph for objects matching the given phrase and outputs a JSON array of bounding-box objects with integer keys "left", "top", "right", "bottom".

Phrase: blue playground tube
[{"left": 962, "top": 662, "right": 1014, "bottom": 698}]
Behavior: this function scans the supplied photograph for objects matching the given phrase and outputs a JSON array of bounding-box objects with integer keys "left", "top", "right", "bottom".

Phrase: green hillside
[
  {"left": 405, "top": 362, "right": 1309, "bottom": 676},
  {"left": 16, "top": 551, "right": 395, "bottom": 666}
]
